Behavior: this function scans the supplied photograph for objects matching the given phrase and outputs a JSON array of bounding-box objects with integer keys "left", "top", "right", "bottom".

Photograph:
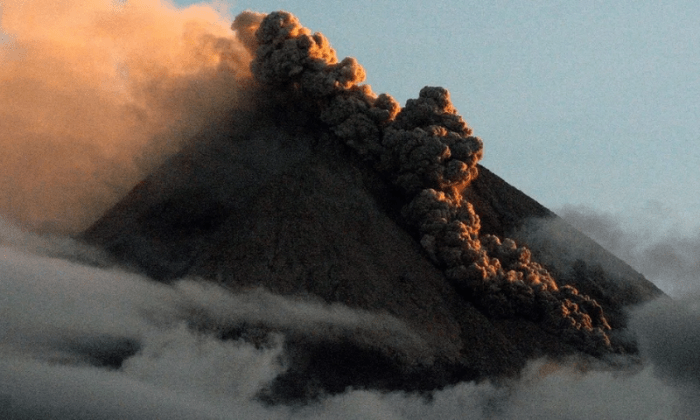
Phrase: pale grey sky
[{"left": 182, "top": 0, "right": 700, "bottom": 229}]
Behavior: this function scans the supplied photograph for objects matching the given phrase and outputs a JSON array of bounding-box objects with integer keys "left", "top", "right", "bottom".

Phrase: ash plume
[{"left": 232, "top": 10, "right": 613, "bottom": 353}]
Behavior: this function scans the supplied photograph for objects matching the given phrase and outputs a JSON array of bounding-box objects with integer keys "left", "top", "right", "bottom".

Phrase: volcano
[{"left": 81, "top": 11, "right": 662, "bottom": 400}]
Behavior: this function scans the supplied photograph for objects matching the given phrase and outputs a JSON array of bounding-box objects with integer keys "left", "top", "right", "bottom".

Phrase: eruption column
[{"left": 232, "top": 11, "right": 613, "bottom": 354}]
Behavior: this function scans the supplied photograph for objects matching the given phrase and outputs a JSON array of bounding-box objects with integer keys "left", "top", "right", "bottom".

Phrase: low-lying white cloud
[
  {"left": 0, "top": 218, "right": 699, "bottom": 419},
  {"left": 558, "top": 203, "right": 700, "bottom": 297}
]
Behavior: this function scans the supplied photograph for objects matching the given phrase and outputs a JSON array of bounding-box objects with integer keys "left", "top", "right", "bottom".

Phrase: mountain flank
[{"left": 81, "top": 11, "right": 663, "bottom": 399}]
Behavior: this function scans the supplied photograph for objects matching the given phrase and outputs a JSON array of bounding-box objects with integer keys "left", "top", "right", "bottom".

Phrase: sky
[
  {"left": 188, "top": 0, "right": 700, "bottom": 230},
  {"left": 2, "top": 0, "right": 698, "bottom": 230}
]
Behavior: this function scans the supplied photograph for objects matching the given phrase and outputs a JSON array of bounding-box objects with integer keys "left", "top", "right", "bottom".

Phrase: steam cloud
[
  {"left": 2, "top": 3, "right": 700, "bottom": 419},
  {"left": 234, "top": 11, "right": 611, "bottom": 353},
  {"left": 0, "top": 0, "right": 251, "bottom": 233},
  {"left": 559, "top": 204, "right": 700, "bottom": 297}
]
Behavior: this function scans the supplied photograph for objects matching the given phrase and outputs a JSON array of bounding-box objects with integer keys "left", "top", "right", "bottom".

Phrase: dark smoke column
[{"left": 232, "top": 11, "right": 612, "bottom": 354}]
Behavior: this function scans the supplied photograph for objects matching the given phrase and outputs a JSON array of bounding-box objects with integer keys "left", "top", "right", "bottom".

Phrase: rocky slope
[{"left": 81, "top": 11, "right": 663, "bottom": 400}]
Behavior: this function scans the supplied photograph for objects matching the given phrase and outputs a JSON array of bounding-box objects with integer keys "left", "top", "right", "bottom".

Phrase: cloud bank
[
  {"left": 0, "top": 218, "right": 695, "bottom": 419},
  {"left": 559, "top": 204, "right": 700, "bottom": 297}
]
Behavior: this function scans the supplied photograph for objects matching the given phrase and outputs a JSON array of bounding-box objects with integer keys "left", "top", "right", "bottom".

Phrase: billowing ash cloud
[
  {"left": 231, "top": 11, "right": 612, "bottom": 354},
  {"left": 0, "top": 0, "right": 253, "bottom": 233}
]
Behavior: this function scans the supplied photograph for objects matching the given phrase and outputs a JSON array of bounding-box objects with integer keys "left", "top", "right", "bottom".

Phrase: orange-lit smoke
[
  {"left": 0, "top": 0, "right": 250, "bottom": 233},
  {"left": 239, "top": 11, "right": 612, "bottom": 354}
]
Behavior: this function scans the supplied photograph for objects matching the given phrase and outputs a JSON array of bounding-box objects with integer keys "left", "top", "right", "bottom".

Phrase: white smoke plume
[{"left": 559, "top": 204, "right": 700, "bottom": 297}]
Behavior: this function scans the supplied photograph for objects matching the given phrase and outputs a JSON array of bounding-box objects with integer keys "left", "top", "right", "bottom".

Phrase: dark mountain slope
[
  {"left": 81, "top": 11, "right": 662, "bottom": 399},
  {"left": 81, "top": 98, "right": 661, "bottom": 396}
]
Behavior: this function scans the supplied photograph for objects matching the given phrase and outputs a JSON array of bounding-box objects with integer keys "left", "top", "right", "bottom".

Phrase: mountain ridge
[
  {"left": 80, "top": 11, "right": 663, "bottom": 399},
  {"left": 80, "top": 103, "right": 661, "bottom": 397}
]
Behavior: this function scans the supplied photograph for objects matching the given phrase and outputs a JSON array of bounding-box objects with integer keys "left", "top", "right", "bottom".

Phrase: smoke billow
[
  {"left": 234, "top": 10, "right": 611, "bottom": 353},
  {"left": 559, "top": 204, "right": 700, "bottom": 297},
  {"left": 0, "top": 0, "right": 252, "bottom": 233}
]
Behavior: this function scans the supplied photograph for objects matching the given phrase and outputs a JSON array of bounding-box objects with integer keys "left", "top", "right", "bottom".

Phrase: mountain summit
[{"left": 82, "top": 11, "right": 662, "bottom": 399}]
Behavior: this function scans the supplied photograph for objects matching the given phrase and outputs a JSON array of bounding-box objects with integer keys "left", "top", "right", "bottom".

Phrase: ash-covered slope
[{"left": 82, "top": 11, "right": 662, "bottom": 398}]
